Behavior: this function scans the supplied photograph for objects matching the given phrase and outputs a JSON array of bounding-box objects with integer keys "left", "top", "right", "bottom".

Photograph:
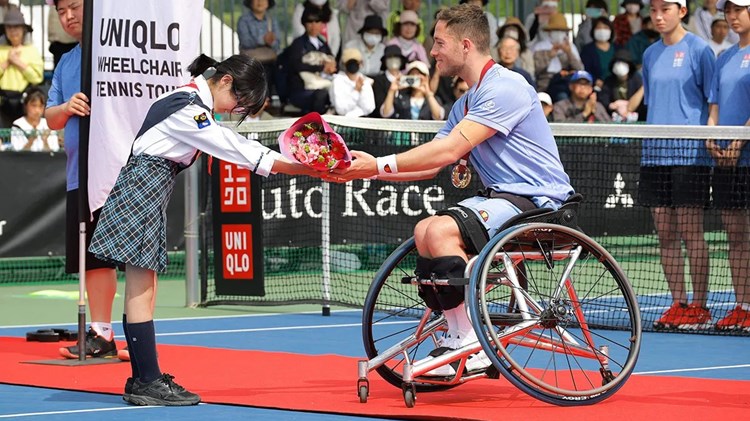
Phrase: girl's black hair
[
  {"left": 23, "top": 86, "right": 46, "bottom": 106},
  {"left": 187, "top": 54, "right": 268, "bottom": 124},
  {"left": 302, "top": 1, "right": 332, "bottom": 23}
]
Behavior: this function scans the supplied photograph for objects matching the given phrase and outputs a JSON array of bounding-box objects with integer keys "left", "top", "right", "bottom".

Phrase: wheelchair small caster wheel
[
  {"left": 402, "top": 383, "right": 416, "bottom": 408},
  {"left": 358, "top": 385, "right": 368, "bottom": 403}
]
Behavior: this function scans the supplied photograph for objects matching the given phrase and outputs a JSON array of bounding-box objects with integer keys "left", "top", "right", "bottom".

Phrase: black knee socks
[
  {"left": 125, "top": 319, "right": 161, "bottom": 383},
  {"left": 122, "top": 314, "right": 139, "bottom": 379}
]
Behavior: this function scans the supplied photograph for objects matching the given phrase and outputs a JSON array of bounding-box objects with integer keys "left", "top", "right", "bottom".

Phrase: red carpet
[{"left": 1, "top": 337, "right": 748, "bottom": 420}]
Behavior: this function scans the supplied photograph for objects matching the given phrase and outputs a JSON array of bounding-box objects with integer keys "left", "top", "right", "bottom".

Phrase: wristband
[{"left": 376, "top": 154, "right": 398, "bottom": 176}]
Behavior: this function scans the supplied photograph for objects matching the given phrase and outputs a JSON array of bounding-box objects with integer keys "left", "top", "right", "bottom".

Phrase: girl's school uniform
[{"left": 89, "top": 75, "right": 280, "bottom": 272}]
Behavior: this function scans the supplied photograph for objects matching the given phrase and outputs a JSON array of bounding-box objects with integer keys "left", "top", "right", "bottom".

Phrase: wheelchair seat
[{"left": 495, "top": 193, "right": 583, "bottom": 234}]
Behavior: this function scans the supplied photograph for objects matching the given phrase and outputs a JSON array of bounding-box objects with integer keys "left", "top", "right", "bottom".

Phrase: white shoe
[{"left": 421, "top": 349, "right": 492, "bottom": 377}]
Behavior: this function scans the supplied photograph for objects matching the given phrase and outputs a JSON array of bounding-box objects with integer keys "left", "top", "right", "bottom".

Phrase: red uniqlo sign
[
  {"left": 221, "top": 224, "right": 254, "bottom": 279},
  {"left": 220, "top": 162, "right": 251, "bottom": 213}
]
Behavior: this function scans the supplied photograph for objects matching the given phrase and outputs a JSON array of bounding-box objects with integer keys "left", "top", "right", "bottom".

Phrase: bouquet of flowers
[{"left": 278, "top": 112, "right": 351, "bottom": 172}]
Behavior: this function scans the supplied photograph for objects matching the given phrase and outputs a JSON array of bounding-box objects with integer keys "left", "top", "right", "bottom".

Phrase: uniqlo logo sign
[
  {"left": 220, "top": 162, "right": 251, "bottom": 212},
  {"left": 221, "top": 224, "right": 253, "bottom": 279}
]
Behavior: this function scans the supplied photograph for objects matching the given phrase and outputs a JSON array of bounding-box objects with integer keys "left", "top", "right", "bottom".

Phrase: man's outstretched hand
[{"left": 325, "top": 150, "right": 378, "bottom": 183}]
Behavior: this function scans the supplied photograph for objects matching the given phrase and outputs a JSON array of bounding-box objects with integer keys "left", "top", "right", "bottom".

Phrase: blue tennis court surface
[{"left": 1, "top": 310, "right": 748, "bottom": 419}]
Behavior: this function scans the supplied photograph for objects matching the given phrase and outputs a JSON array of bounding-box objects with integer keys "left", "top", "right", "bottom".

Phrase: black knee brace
[
  {"left": 415, "top": 256, "right": 442, "bottom": 311},
  {"left": 430, "top": 256, "right": 467, "bottom": 311}
]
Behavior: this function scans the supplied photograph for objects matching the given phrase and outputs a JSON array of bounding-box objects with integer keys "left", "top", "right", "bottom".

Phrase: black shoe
[
  {"left": 59, "top": 328, "right": 117, "bottom": 359},
  {"left": 123, "top": 377, "right": 134, "bottom": 401},
  {"left": 124, "top": 373, "right": 200, "bottom": 406}
]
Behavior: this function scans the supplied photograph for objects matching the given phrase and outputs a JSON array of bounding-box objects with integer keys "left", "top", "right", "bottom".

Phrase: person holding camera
[{"left": 380, "top": 60, "right": 445, "bottom": 120}]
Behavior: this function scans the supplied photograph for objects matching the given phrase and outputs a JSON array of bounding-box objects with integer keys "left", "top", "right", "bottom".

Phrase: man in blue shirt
[
  {"left": 641, "top": 0, "right": 716, "bottom": 331},
  {"left": 45, "top": 0, "right": 120, "bottom": 360},
  {"left": 334, "top": 4, "right": 573, "bottom": 376}
]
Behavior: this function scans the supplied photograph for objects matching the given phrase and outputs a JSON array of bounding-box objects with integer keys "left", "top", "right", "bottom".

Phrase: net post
[
  {"left": 321, "top": 181, "right": 331, "bottom": 316},
  {"left": 77, "top": 222, "right": 87, "bottom": 361},
  {"left": 184, "top": 163, "right": 201, "bottom": 307}
]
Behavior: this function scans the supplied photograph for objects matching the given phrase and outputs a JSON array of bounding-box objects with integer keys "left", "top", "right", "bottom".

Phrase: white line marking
[
  {"left": 0, "top": 404, "right": 177, "bottom": 418},
  {"left": 634, "top": 364, "right": 750, "bottom": 375},
  {"left": 0, "top": 309, "right": 361, "bottom": 329},
  {"left": 147, "top": 320, "right": 416, "bottom": 338}
]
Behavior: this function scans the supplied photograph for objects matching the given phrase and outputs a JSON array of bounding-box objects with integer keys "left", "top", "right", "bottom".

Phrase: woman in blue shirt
[
  {"left": 641, "top": 0, "right": 716, "bottom": 331},
  {"left": 707, "top": 0, "right": 750, "bottom": 331}
]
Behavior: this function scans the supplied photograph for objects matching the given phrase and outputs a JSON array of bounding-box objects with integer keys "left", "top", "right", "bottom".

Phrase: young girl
[
  {"left": 88, "top": 54, "right": 316, "bottom": 406},
  {"left": 10, "top": 87, "right": 59, "bottom": 152},
  {"left": 707, "top": 0, "right": 750, "bottom": 331},
  {"left": 641, "top": 0, "right": 716, "bottom": 330}
]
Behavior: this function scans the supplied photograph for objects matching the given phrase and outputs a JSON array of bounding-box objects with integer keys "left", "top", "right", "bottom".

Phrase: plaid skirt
[{"left": 89, "top": 154, "right": 180, "bottom": 273}]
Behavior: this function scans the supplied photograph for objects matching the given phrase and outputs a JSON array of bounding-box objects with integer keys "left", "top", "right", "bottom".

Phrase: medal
[{"left": 451, "top": 159, "right": 471, "bottom": 189}]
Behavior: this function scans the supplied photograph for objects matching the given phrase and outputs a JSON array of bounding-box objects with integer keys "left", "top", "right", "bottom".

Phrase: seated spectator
[
  {"left": 338, "top": 0, "right": 389, "bottom": 47},
  {"left": 292, "top": 0, "right": 341, "bottom": 58},
  {"left": 598, "top": 49, "right": 646, "bottom": 122},
  {"left": 10, "top": 87, "right": 59, "bottom": 152},
  {"left": 497, "top": 36, "right": 536, "bottom": 88},
  {"left": 524, "top": 0, "right": 559, "bottom": 44},
  {"left": 442, "top": 76, "right": 469, "bottom": 110},
  {"left": 538, "top": 91, "right": 554, "bottom": 121},
  {"left": 625, "top": 16, "right": 660, "bottom": 68},
  {"left": 496, "top": 17, "right": 535, "bottom": 77},
  {"left": 342, "top": 14, "right": 387, "bottom": 77},
  {"left": 237, "top": 0, "right": 281, "bottom": 96},
  {"left": 329, "top": 48, "right": 375, "bottom": 117},
  {"left": 461, "top": 0, "right": 499, "bottom": 49},
  {"left": 0, "top": 8, "right": 43, "bottom": 128},
  {"left": 553, "top": 70, "right": 611, "bottom": 123},
  {"left": 580, "top": 16, "right": 617, "bottom": 88},
  {"left": 690, "top": 0, "right": 739, "bottom": 43},
  {"left": 574, "top": 0, "right": 610, "bottom": 51},
  {"left": 708, "top": 17, "right": 734, "bottom": 56},
  {"left": 380, "top": 60, "right": 445, "bottom": 120},
  {"left": 286, "top": 8, "right": 337, "bottom": 114},
  {"left": 387, "top": 0, "right": 425, "bottom": 44},
  {"left": 613, "top": 0, "right": 643, "bottom": 48},
  {"left": 532, "top": 13, "right": 583, "bottom": 99},
  {"left": 370, "top": 44, "right": 406, "bottom": 117},
  {"left": 386, "top": 10, "right": 429, "bottom": 65}
]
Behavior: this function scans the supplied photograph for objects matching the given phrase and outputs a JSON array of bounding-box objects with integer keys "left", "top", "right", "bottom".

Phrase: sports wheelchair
[{"left": 356, "top": 194, "right": 642, "bottom": 407}]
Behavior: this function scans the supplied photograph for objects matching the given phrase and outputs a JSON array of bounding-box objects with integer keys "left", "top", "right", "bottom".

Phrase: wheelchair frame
[{"left": 356, "top": 196, "right": 643, "bottom": 408}]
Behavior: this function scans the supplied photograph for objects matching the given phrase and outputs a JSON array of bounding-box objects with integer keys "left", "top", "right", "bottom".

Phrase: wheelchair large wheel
[
  {"left": 468, "top": 223, "right": 642, "bottom": 406},
  {"left": 361, "top": 237, "right": 455, "bottom": 392}
]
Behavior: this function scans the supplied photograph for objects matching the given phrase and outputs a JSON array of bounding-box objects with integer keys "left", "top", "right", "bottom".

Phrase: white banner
[{"left": 88, "top": 0, "right": 204, "bottom": 213}]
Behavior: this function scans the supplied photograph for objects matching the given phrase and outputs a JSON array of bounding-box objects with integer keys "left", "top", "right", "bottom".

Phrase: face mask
[
  {"left": 585, "top": 7, "right": 602, "bottom": 18},
  {"left": 363, "top": 33, "right": 382, "bottom": 46},
  {"left": 594, "top": 28, "right": 611, "bottom": 42},
  {"left": 504, "top": 28, "right": 519, "bottom": 40},
  {"left": 612, "top": 61, "right": 630, "bottom": 77},
  {"left": 345, "top": 60, "right": 360, "bottom": 74},
  {"left": 625, "top": 4, "right": 640, "bottom": 14},
  {"left": 549, "top": 31, "right": 567, "bottom": 44},
  {"left": 385, "top": 57, "right": 402, "bottom": 70}
]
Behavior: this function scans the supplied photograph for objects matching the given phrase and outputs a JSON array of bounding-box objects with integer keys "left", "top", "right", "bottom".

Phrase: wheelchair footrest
[{"left": 401, "top": 276, "right": 470, "bottom": 286}]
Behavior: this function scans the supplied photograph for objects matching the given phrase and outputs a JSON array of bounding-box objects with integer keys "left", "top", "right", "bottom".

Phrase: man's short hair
[{"left": 435, "top": 3, "right": 490, "bottom": 55}]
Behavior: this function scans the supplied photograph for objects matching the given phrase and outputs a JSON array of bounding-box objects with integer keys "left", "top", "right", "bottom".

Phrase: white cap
[
  {"left": 537, "top": 92, "right": 553, "bottom": 106},
  {"left": 405, "top": 60, "right": 429, "bottom": 76},
  {"left": 663, "top": 0, "right": 687, "bottom": 7},
  {"left": 717, "top": 0, "right": 750, "bottom": 8}
]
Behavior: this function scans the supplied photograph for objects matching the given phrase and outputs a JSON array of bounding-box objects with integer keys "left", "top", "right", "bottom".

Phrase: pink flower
[{"left": 278, "top": 112, "right": 352, "bottom": 172}]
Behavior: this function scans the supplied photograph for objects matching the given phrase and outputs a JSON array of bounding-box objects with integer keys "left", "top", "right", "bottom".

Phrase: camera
[{"left": 399, "top": 75, "right": 421, "bottom": 88}]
